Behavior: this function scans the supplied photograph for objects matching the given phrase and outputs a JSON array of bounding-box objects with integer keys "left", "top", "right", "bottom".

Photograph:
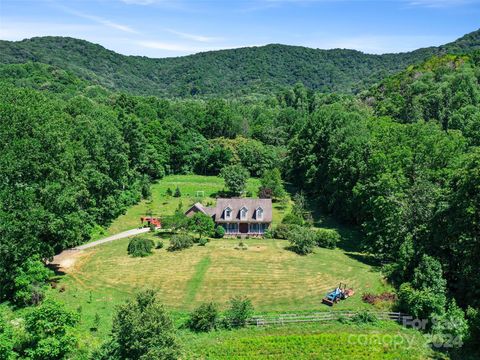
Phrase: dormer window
[
  {"left": 240, "top": 206, "right": 248, "bottom": 220},
  {"left": 224, "top": 207, "right": 232, "bottom": 220},
  {"left": 256, "top": 207, "right": 264, "bottom": 220}
]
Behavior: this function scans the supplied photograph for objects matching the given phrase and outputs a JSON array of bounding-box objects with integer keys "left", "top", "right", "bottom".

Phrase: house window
[
  {"left": 224, "top": 207, "right": 232, "bottom": 220},
  {"left": 256, "top": 207, "right": 264, "bottom": 220},
  {"left": 240, "top": 207, "right": 248, "bottom": 220},
  {"left": 227, "top": 223, "right": 238, "bottom": 234}
]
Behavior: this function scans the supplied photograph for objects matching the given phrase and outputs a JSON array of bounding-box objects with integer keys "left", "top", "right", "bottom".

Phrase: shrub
[
  {"left": 173, "top": 186, "right": 181, "bottom": 197},
  {"left": 127, "top": 237, "right": 154, "bottom": 257},
  {"left": 214, "top": 226, "right": 225, "bottom": 238},
  {"left": 23, "top": 300, "right": 80, "bottom": 359},
  {"left": 166, "top": 187, "right": 173, "bottom": 196},
  {"left": 282, "top": 212, "right": 304, "bottom": 226},
  {"left": 188, "top": 212, "right": 215, "bottom": 240},
  {"left": 13, "top": 256, "right": 54, "bottom": 306},
  {"left": 397, "top": 283, "right": 445, "bottom": 322},
  {"left": 431, "top": 299, "right": 468, "bottom": 348},
  {"left": 162, "top": 212, "right": 188, "bottom": 231},
  {"left": 156, "top": 241, "right": 164, "bottom": 249},
  {"left": 315, "top": 228, "right": 340, "bottom": 249},
  {"left": 235, "top": 241, "right": 248, "bottom": 250},
  {"left": 351, "top": 311, "right": 378, "bottom": 324},
  {"left": 263, "top": 228, "right": 274, "bottom": 239},
  {"left": 287, "top": 226, "right": 316, "bottom": 255},
  {"left": 0, "top": 310, "right": 15, "bottom": 359},
  {"left": 223, "top": 296, "right": 254, "bottom": 329},
  {"left": 98, "top": 290, "right": 181, "bottom": 359},
  {"left": 273, "top": 224, "right": 292, "bottom": 239},
  {"left": 187, "top": 302, "right": 219, "bottom": 332},
  {"left": 198, "top": 238, "right": 208, "bottom": 246},
  {"left": 168, "top": 234, "right": 194, "bottom": 251},
  {"left": 466, "top": 306, "right": 480, "bottom": 348}
]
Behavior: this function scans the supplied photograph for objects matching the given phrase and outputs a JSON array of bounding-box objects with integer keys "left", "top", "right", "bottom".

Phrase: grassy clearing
[
  {"left": 44, "top": 174, "right": 417, "bottom": 358},
  {"left": 181, "top": 321, "right": 432, "bottom": 359}
]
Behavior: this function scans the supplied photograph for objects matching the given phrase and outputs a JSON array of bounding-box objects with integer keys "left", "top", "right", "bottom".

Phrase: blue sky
[{"left": 0, "top": 0, "right": 479, "bottom": 58}]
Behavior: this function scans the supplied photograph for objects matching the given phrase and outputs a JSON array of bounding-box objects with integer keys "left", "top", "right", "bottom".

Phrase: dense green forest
[
  {"left": 0, "top": 29, "right": 479, "bottom": 98},
  {"left": 1, "top": 32, "right": 480, "bottom": 358}
]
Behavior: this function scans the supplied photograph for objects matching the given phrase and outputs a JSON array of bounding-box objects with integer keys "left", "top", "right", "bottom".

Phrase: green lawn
[
  {"left": 49, "top": 236, "right": 391, "bottom": 350},
  {"left": 45, "top": 174, "right": 424, "bottom": 358}
]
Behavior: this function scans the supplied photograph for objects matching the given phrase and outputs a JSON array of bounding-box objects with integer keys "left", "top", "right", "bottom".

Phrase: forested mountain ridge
[{"left": 0, "top": 28, "right": 479, "bottom": 97}]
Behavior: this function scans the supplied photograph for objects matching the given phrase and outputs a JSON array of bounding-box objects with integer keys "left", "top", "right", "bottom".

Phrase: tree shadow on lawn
[
  {"left": 343, "top": 252, "right": 383, "bottom": 270},
  {"left": 307, "top": 201, "right": 364, "bottom": 254},
  {"left": 46, "top": 263, "right": 67, "bottom": 276},
  {"left": 284, "top": 185, "right": 381, "bottom": 269}
]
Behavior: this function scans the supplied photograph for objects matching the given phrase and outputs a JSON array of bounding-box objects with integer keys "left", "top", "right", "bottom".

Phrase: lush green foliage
[
  {"left": 397, "top": 255, "right": 447, "bottom": 321},
  {"left": 1, "top": 31, "right": 479, "bottom": 97},
  {"left": 214, "top": 226, "right": 225, "bottom": 238},
  {"left": 11, "top": 300, "right": 80, "bottom": 360},
  {"left": 315, "top": 228, "right": 340, "bottom": 249},
  {"left": 167, "top": 234, "right": 194, "bottom": 251},
  {"left": 223, "top": 296, "right": 254, "bottom": 329},
  {"left": 350, "top": 311, "right": 378, "bottom": 324},
  {"left": 258, "top": 168, "right": 286, "bottom": 200},
  {"left": 287, "top": 226, "right": 317, "bottom": 255},
  {"left": 187, "top": 302, "right": 219, "bottom": 332},
  {"left": 220, "top": 164, "right": 250, "bottom": 195},
  {"left": 96, "top": 290, "right": 181, "bottom": 360},
  {"left": 127, "top": 237, "right": 154, "bottom": 257},
  {"left": 0, "top": 311, "right": 15, "bottom": 360},
  {"left": 188, "top": 212, "right": 215, "bottom": 240},
  {"left": 273, "top": 224, "right": 293, "bottom": 239},
  {"left": 13, "top": 256, "right": 53, "bottom": 306},
  {"left": 366, "top": 53, "right": 480, "bottom": 146}
]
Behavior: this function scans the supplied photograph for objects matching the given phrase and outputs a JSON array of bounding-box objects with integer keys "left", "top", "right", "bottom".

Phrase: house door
[{"left": 239, "top": 223, "right": 248, "bottom": 234}]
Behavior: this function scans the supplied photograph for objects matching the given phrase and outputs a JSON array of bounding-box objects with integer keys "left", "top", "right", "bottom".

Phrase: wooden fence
[{"left": 248, "top": 311, "right": 410, "bottom": 327}]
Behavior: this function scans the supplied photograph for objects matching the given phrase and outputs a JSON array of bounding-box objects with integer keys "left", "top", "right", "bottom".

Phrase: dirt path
[{"left": 50, "top": 227, "right": 152, "bottom": 272}]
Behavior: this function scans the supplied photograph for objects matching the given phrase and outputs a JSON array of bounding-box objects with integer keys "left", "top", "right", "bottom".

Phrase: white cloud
[
  {"left": 406, "top": 0, "right": 475, "bottom": 8},
  {"left": 166, "top": 29, "right": 222, "bottom": 42},
  {"left": 57, "top": 6, "right": 139, "bottom": 34}
]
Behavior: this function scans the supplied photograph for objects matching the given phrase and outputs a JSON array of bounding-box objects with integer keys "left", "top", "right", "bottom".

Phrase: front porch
[{"left": 221, "top": 222, "right": 269, "bottom": 237}]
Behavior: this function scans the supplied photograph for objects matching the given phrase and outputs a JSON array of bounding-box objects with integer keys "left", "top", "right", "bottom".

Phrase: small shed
[{"left": 140, "top": 216, "right": 161, "bottom": 228}]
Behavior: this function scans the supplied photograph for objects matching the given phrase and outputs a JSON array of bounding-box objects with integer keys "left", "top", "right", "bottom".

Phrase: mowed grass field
[{"left": 48, "top": 175, "right": 426, "bottom": 358}]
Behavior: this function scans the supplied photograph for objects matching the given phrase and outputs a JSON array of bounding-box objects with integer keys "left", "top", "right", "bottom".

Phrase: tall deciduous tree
[
  {"left": 104, "top": 290, "right": 181, "bottom": 360},
  {"left": 258, "top": 168, "right": 286, "bottom": 200},
  {"left": 188, "top": 212, "right": 215, "bottom": 240},
  {"left": 220, "top": 165, "right": 250, "bottom": 196}
]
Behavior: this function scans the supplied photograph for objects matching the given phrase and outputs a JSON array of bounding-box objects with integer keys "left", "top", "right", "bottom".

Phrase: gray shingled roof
[
  {"left": 213, "top": 198, "right": 272, "bottom": 223},
  {"left": 187, "top": 202, "right": 215, "bottom": 216}
]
